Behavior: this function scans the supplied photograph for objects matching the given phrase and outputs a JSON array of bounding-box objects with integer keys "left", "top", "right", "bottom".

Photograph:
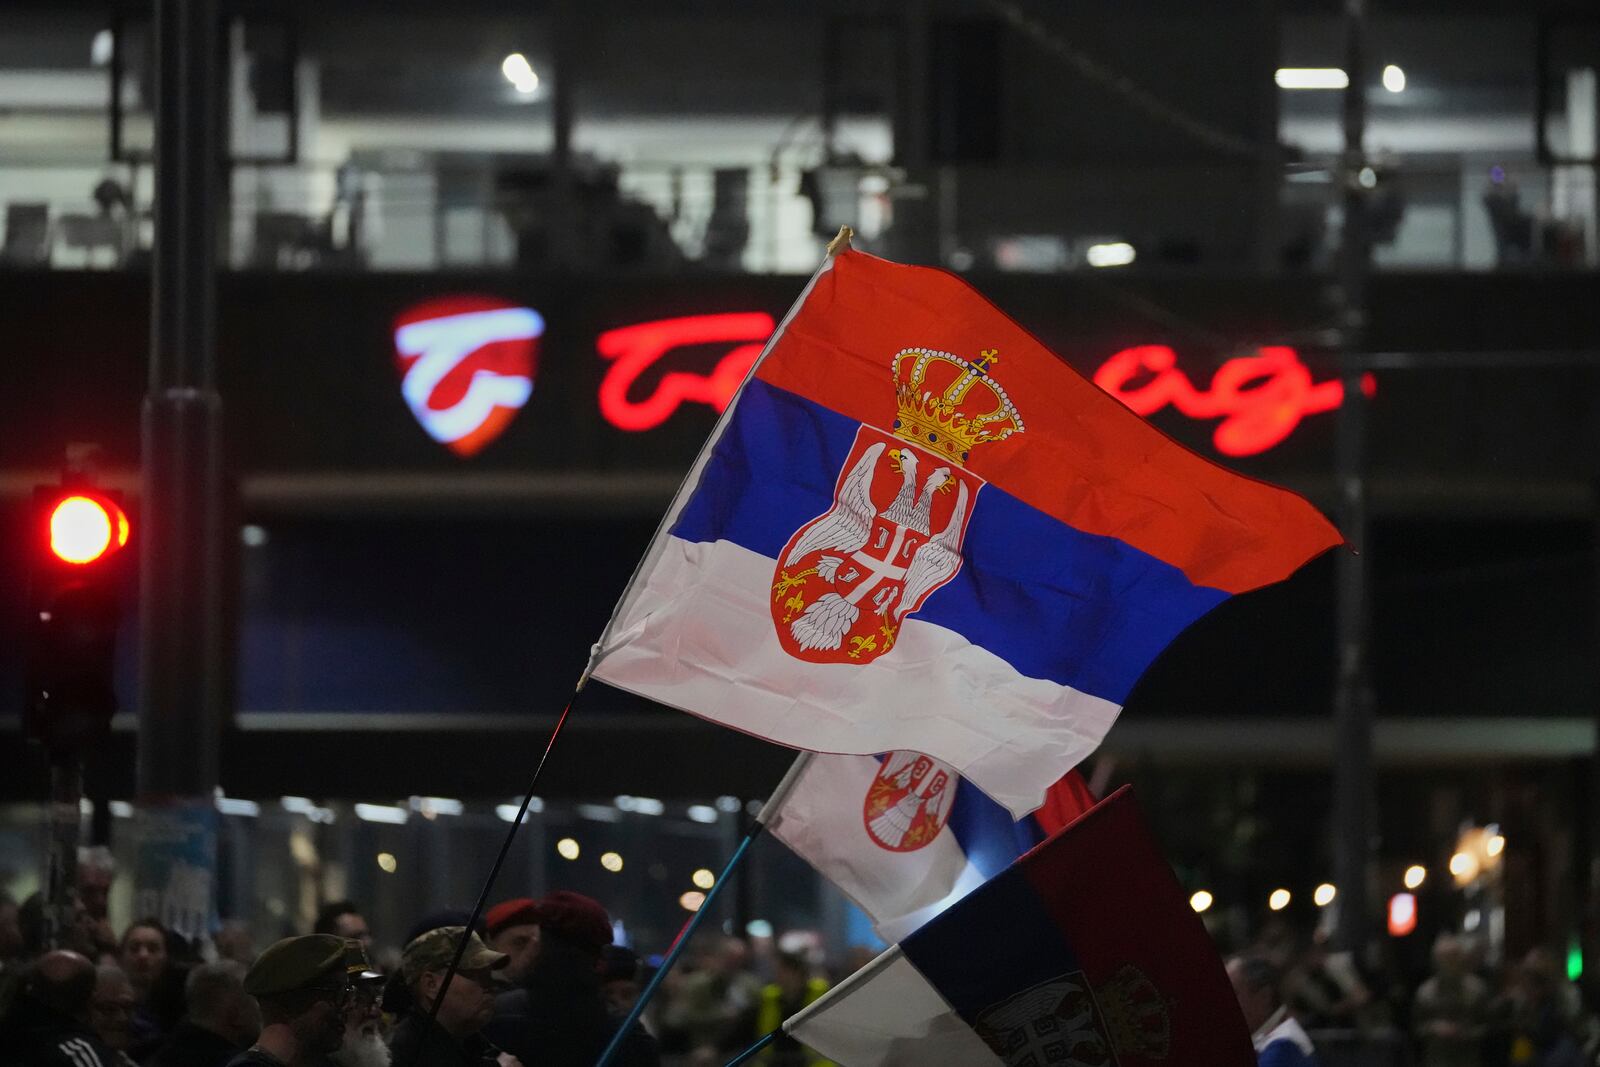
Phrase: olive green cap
[
  {"left": 400, "top": 926, "right": 507, "bottom": 982},
  {"left": 243, "top": 934, "right": 349, "bottom": 997}
]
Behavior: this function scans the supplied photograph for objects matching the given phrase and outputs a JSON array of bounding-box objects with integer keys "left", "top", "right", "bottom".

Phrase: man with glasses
[
  {"left": 324, "top": 940, "right": 388, "bottom": 1067},
  {"left": 228, "top": 934, "right": 353, "bottom": 1067},
  {"left": 386, "top": 926, "right": 518, "bottom": 1067}
]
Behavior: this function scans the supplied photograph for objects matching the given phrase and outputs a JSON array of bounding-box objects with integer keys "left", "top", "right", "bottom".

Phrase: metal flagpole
[
  {"left": 594, "top": 753, "right": 815, "bottom": 1067},
  {"left": 722, "top": 1032, "right": 778, "bottom": 1066}
]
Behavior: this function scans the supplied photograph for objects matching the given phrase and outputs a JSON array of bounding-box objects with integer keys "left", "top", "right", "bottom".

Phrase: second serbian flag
[{"left": 590, "top": 247, "right": 1338, "bottom": 816}]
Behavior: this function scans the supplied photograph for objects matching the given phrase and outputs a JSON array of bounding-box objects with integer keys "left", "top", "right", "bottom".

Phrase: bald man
[{"left": 12, "top": 949, "right": 123, "bottom": 1067}]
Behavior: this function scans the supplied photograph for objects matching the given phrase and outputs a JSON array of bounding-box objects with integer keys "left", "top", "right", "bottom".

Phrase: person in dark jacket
[
  {"left": 484, "top": 891, "right": 659, "bottom": 1067},
  {"left": 149, "top": 961, "right": 261, "bottom": 1067},
  {"left": 385, "top": 926, "right": 515, "bottom": 1067},
  {"left": 227, "top": 934, "right": 352, "bottom": 1067},
  {"left": 8, "top": 949, "right": 125, "bottom": 1067}
]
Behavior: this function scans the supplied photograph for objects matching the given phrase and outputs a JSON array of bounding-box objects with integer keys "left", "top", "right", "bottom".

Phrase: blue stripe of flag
[
  {"left": 899, "top": 858, "right": 1081, "bottom": 1017},
  {"left": 672, "top": 380, "right": 1228, "bottom": 704}
]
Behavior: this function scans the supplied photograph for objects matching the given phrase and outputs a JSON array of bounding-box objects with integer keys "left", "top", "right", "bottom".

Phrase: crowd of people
[
  {"left": 0, "top": 853, "right": 841, "bottom": 1067},
  {"left": 4, "top": 853, "right": 1600, "bottom": 1067},
  {"left": 1226, "top": 928, "right": 1600, "bottom": 1067}
]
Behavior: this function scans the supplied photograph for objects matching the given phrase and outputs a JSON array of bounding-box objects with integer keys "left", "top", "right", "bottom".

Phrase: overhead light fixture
[
  {"left": 501, "top": 52, "right": 540, "bottom": 95},
  {"left": 1189, "top": 890, "right": 1214, "bottom": 914},
  {"left": 216, "top": 797, "right": 261, "bottom": 818},
  {"left": 377, "top": 852, "right": 398, "bottom": 874},
  {"left": 1382, "top": 65, "right": 1406, "bottom": 93},
  {"left": 679, "top": 890, "right": 707, "bottom": 912},
  {"left": 1276, "top": 68, "right": 1349, "bottom": 90},
  {"left": 556, "top": 838, "right": 581, "bottom": 860},
  {"left": 1314, "top": 883, "right": 1337, "bottom": 907},
  {"left": 1086, "top": 242, "right": 1136, "bottom": 268},
  {"left": 1404, "top": 865, "right": 1427, "bottom": 890},
  {"left": 353, "top": 803, "right": 409, "bottom": 825},
  {"left": 601, "top": 851, "right": 624, "bottom": 873},
  {"left": 692, "top": 868, "right": 716, "bottom": 890},
  {"left": 1268, "top": 888, "right": 1292, "bottom": 911},
  {"left": 496, "top": 798, "right": 544, "bottom": 823},
  {"left": 686, "top": 805, "right": 719, "bottom": 824}
]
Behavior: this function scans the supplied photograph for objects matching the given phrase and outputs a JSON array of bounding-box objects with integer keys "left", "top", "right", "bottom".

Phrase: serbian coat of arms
[
  {"left": 769, "top": 346, "right": 1023, "bottom": 665},
  {"left": 862, "top": 751, "right": 956, "bottom": 852},
  {"left": 974, "top": 966, "right": 1171, "bottom": 1067}
]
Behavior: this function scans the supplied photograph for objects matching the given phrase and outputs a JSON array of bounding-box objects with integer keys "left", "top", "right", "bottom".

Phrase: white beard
[{"left": 332, "top": 1032, "right": 392, "bottom": 1067}]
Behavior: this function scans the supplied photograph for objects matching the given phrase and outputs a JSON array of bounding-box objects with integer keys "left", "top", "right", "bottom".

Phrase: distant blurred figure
[
  {"left": 1229, "top": 954, "right": 1321, "bottom": 1067},
  {"left": 215, "top": 921, "right": 258, "bottom": 967},
  {"left": 90, "top": 963, "right": 139, "bottom": 1063},
  {"left": 315, "top": 902, "right": 373, "bottom": 953},
  {"left": 1, "top": 891, "right": 25, "bottom": 975},
  {"left": 122, "top": 917, "right": 186, "bottom": 1050},
  {"left": 599, "top": 945, "right": 644, "bottom": 1021},
  {"left": 1285, "top": 932, "right": 1372, "bottom": 1031},
  {"left": 755, "top": 952, "right": 832, "bottom": 1067},
  {"left": 484, "top": 899, "right": 542, "bottom": 986},
  {"left": 386, "top": 926, "right": 514, "bottom": 1067},
  {"left": 148, "top": 961, "right": 260, "bottom": 1067},
  {"left": 1413, "top": 935, "right": 1489, "bottom": 1067},
  {"left": 1505, "top": 948, "right": 1588, "bottom": 1067},
  {"left": 663, "top": 936, "right": 762, "bottom": 1066},
  {"left": 9, "top": 949, "right": 123, "bottom": 1067},
  {"left": 77, "top": 848, "right": 120, "bottom": 960}
]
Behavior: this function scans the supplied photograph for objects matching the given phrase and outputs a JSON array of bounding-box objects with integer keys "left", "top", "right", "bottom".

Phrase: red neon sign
[
  {"left": 1093, "top": 344, "right": 1375, "bottom": 457},
  {"left": 594, "top": 313, "right": 1372, "bottom": 457},
  {"left": 597, "top": 312, "right": 775, "bottom": 432}
]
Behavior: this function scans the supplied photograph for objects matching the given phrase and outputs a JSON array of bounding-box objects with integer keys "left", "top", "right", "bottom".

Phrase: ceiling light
[
  {"left": 601, "top": 851, "right": 624, "bottom": 873},
  {"left": 1314, "top": 883, "right": 1337, "bottom": 907},
  {"left": 1269, "top": 888, "right": 1292, "bottom": 911},
  {"left": 1276, "top": 68, "right": 1350, "bottom": 90},
  {"left": 1382, "top": 65, "right": 1406, "bottom": 93},
  {"left": 556, "top": 838, "right": 580, "bottom": 860},
  {"left": 1404, "top": 865, "right": 1427, "bottom": 889},
  {"left": 1086, "top": 242, "right": 1135, "bottom": 268},
  {"left": 1189, "top": 890, "right": 1214, "bottom": 913}
]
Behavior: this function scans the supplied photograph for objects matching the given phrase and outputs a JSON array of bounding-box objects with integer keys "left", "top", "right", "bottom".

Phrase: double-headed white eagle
[{"left": 784, "top": 441, "right": 970, "bottom": 652}]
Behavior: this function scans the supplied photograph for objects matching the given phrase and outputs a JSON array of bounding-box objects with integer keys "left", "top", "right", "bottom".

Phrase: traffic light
[{"left": 24, "top": 483, "right": 132, "bottom": 754}]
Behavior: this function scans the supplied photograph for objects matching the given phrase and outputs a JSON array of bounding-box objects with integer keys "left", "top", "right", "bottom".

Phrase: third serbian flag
[{"left": 589, "top": 246, "right": 1339, "bottom": 816}]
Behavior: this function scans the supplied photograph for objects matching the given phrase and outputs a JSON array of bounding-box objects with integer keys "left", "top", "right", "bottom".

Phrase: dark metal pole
[
  {"left": 1332, "top": 0, "right": 1375, "bottom": 956},
  {"left": 138, "top": 0, "right": 224, "bottom": 807}
]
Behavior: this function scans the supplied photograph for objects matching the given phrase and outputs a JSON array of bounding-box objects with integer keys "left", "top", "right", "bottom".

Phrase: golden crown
[
  {"left": 1096, "top": 966, "right": 1171, "bottom": 1059},
  {"left": 891, "top": 347, "right": 1024, "bottom": 464}
]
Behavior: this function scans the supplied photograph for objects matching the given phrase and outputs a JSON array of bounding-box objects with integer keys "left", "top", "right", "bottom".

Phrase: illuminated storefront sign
[
  {"left": 596, "top": 312, "right": 775, "bottom": 432},
  {"left": 594, "top": 314, "right": 1367, "bottom": 457},
  {"left": 393, "top": 296, "right": 543, "bottom": 456},
  {"left": 1093, "top": 344, "right": 1374, "bottom": 457}
]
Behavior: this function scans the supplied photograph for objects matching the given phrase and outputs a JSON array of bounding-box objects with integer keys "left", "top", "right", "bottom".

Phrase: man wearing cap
[
  {"left": 321, "top": 941, "right": 387, "bottom": 1067},
  {"left": 486, "top": 891, "right": 658, "bottom": 1067},
  {"left": 484, "top": 900, "right": 541, "bottom": 987},
  {"left": 228, "top": 934, "right": 352, "bottom": 1067},
  {"left": 386, "top": 926, "right": 516, "bottom": 1067}
]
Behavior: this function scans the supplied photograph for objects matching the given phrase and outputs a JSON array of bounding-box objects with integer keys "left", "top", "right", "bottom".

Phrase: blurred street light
[
  {"left": 1276, "top": 68, "right": 1349, "bottom": 90},
  {"left": 1269, "top": 889, "right": 1291, "bottom": 911},
  {"left": 1314, "top": 884, "right": 1338, "bottom": 907},
  {"left": 1189, "top": 890, "right": 1214, "bottom": 913},
  {"left": 1382, "top": 65, "right": 1406, "bottom": 93},
  {"left": 1404, "top": 865, "right": 1427, "bottom": 890}
]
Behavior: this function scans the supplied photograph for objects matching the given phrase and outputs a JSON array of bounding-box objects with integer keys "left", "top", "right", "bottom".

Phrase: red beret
[
  {"left": 538, "top": 891, "right": 612, "bottom": 952},
  {"left": 485, "top": 898, "right": 542, "bottom": 938}
]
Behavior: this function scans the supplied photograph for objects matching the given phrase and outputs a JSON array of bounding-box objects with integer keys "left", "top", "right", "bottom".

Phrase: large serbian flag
[
  {"left": 590, "top": 247, "right": 1338, "bottom": 816},
  {"left": 779, "top": 787, "right": 1256, "bottom": 1067},
  {"left": 768, "top": 754, "right": 1097, "bottom": 941}
]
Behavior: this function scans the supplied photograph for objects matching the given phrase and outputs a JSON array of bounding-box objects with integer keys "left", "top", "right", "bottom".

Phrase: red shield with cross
[{"left": 770, "top": 425, "right": 982, "bottom": 666}]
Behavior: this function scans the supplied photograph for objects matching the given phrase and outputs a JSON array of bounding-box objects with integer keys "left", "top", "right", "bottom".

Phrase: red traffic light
[{"left": 48, "top": 494, "right": 129, "bottom": 565}]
